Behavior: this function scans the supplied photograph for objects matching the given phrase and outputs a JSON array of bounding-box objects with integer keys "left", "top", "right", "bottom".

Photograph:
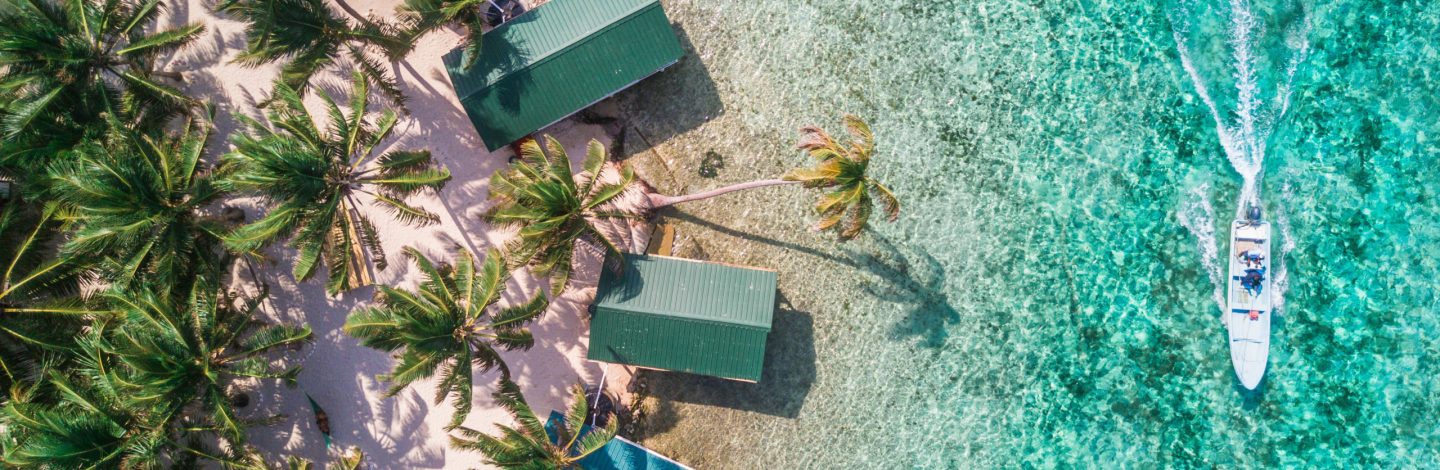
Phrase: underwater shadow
[
  {"left": 638, "top": 296, "right": 816, "bottom": 419},
  {"left": 666, "top": 210, "right": 962, "bottom": 348},
  {"left": 613, "top": 22, "right": 724, "bottom": 159}
]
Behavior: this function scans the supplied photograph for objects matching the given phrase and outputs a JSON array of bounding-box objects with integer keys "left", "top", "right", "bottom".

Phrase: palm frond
[
  {"left": 371, "top": 193, "right": 441, "bottom": 226},
  {"left": 116, "top": 23, "right": 205, "bottom": 58}
]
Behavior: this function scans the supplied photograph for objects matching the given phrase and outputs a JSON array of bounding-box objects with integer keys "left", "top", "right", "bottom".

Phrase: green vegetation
[
  {"left": 218, "top": 0, "right": 411, "bottom": 109},
  {"left": 451, "top": 379, "right": 617, "bottom": 469},
  {"left": 222, "top": 72, "right": 450, "bottom": 295},
  {"left": 646, "top": 115, "right": 900, "bottom": 240},
  {"left": 0, "top": 0, "right": 900, "bottom": 466},
  {"left": 98, "top": 282, "right": 311, "bottom": 440},
  {"left": 343, "top": 247, "right": 545, "bottom": 429},
  {"left": 484, "top": 137, "right": 638, "bottom": 294},
  {"left": 783, "top": 115, "right": 900, "bottom": 240},
  {"left": 0, "top": 0, "right": 203, "bottom": 171},
  {"left": 0, "top": 203, "right": 82, "bottom": 401},
  {"left": 48, "top": 116, "right": 228, "bottom": 290},
  {"left": 396, "top": 0, "right": 488, "bottom": 69}
]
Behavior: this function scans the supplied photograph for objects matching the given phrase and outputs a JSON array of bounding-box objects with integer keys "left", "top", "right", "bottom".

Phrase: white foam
[
  {"left": 1178, "top": 183, "right": 1226, "bottom": 316},
  {"left": 1173, "top": 0, "right": 1310, "bottom": 219},
  {"left": 1172, "top": 0, "right": 1309, "bottom": 322}
]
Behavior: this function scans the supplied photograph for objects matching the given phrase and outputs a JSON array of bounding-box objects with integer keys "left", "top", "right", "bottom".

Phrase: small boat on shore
[{"left": 1226, "top": 205, "right": 1271, "bottom": 390}]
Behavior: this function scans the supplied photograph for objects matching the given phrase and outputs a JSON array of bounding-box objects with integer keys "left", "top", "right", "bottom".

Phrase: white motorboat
[{"left": 1226, "top": 205, "right": 1271, "bottom": 390}]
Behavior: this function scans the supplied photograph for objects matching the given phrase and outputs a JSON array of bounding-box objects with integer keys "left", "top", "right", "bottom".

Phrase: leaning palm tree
[
  {"left": 0, "top": 202, "right": 84, "bottom": 400},
  {"left": 484, "top": 137, "right": 637, "bottom": 295},
  {"left": 218, "top": 0, "right": 411, "bottom": 109},
  {"left": 97, "top": 281, "right": 312, "bottom": 441},
  {"left": 343, "top": 247, "right": 545, "bottom": 430},
  {"left": 451, "top": 379, "right": 617, "bottom": 469},
  {"left": 0, "top": 0, "right": 204, "bottom": 161},
  {"left": 48, "top": 116, "right": 229, "bottom": 290},
  {"left": 645, "top": 115, "right": 900, "bottom": 240},
  {"left": 395, "top": 0, "right": 487, "bottom": 69},
  {"left": 222, "top": 73, "right": 451, "bottom": 295},
  {"left": 779, "top": 115, "right": 899, "bottom": 240}
]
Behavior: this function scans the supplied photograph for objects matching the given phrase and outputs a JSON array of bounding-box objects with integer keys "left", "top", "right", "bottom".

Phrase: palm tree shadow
[
  {"left": 665, "top": 210, "right": 961, "bottom": 348},
  {"left": 850, "top": 237, "right": 960, "bottom": 348},
  {"left": 442, "top": 13, "right": 535, "bottom": 115}
]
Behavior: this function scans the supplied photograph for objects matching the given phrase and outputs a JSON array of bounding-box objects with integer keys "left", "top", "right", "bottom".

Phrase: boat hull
[{"left": 1226, "top": 219, "right": 1272, "bottom": 390}]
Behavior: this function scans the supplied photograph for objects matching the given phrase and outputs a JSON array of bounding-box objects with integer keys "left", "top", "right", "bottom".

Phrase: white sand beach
[{"left": 161, "top": 0, "right": 653, "bottom": 466}]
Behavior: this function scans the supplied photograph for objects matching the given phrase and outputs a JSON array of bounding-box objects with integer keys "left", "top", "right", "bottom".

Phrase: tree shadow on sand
[
  {"left": 665, "top": 210, "right": 962, "bottom": 348},
  {"left": 237, "top": 256, "right": 446, "bottom": 467}
]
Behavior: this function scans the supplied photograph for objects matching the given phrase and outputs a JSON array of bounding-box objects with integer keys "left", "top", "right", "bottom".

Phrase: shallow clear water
[{"left": 611, "top": 0, "right": 1440, "bottom": 467}]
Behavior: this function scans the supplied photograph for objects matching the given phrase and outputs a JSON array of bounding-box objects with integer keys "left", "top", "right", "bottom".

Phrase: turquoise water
[{"left": 612, "top": 0, "right": 1440, "bottom": 467}]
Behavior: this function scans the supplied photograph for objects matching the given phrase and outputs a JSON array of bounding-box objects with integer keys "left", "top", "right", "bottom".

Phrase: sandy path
[{"left": 160, "top": 0, "right": 642, "bottom": 466}]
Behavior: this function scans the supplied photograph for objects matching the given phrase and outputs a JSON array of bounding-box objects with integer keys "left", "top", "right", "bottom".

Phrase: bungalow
[
  {"left": 443, "top": 0, "right": 685, "bottom": 151},
  {"left": 588, "top": 254, "right": 778, "bottom": 383}
]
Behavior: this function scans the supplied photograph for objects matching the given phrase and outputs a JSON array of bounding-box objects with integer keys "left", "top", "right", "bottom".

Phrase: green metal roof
[
  {"left": 588, "top": 254, "right": 777, "bottom": 382},
  {"left": 443, "top": 0, "right": 684, "bottom": 151}
]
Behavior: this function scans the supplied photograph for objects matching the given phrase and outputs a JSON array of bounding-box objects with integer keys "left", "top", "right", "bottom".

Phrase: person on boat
[
  {"left": 1243, "top": 267, "right": 1266, "bottom": 295},
  {"left": 1238, "top": 250, "right": 1264, "bottom": 268},
  {"left": 1249, "top": 309, "right": 1261, "bottom": 321}
]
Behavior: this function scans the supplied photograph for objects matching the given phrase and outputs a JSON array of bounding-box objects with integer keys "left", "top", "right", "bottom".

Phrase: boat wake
[
  {"left": 1171, "top": 0, "right": 1309, "bottom": 315},
  {"left": 1178, "top": 183, "right": 1225, "bottom": 315}
]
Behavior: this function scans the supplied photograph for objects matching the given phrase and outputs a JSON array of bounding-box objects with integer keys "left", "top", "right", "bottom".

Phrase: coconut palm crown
[
  {"left": 451, "top": 379, "right": 617, "bottom": 469},
  {"left": 222, "top": 72, "right": 450, "bottom": 295},
  {"left": 783, "top": 115, "right": 900, "bottom": 240},
  {"left": 0, "top": 202, "right": 84, "bottom": 399},
  {"left": 344, "top": 247, "right": 545, "bottom": 430},
  {"left": 484, "top": 137, "right": 636, "bottom": 295},
  {"left": 0, "top": 0, "right": 203, "bottom": 163},
  {"left": 218, "top": 0, "right": 411, "bottom": 109},
  {"left": 48, "top": 116, "right": 228, "bottom": 290},
  {"left": 396, "top": 0, "right": 487, "bottom": 69},
  {"left": 0, "top": 367, "right": 174, "bottom": 468},
  {"left": 96, "top": 281, "right": 312, "bottom": 441}
]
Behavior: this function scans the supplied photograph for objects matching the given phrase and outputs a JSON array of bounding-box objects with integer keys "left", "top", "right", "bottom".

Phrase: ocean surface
[{"left": 611, "top": 0, "right": 1440, "bottom": 467}]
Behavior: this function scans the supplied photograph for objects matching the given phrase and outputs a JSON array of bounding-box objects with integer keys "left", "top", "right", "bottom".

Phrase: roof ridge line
[
  {"left": 594, "top": 306, "right": 773, "bottom": 330},
  {"left": 457, "top": 0, "right": 662, "bottom": 103}
]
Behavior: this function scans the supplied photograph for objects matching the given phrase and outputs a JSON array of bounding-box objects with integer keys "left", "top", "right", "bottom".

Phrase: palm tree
[
  {"left": 343, "top": 247, "right": 545, "bottom": 430},
  {"left": 276, "top": 447, "right": 364, "bottom": 470},
  {"left": 0, "top": 0, "right": 204, "bottom": 162},
  {"left": 645, "top": 115, "right": 900, "bottom": 240},
  {"left": 222, "top": 73, "right": 451, "bottom": 295},
  {"left": 0, "top": 368, "right": 174, "bottom": 468},
  {"left": 47, "top": 117, "right": 229, "bottom": 290},
  {"left": 218, "top": 0, "right": 411, "bottom": 109},
  {"left": 97, "top": 281, "right": 312, "bottom": 441},
  {"left": 0, "top": 202, "right": 84, "bottom": 400},
  {"left": 450, "top": 379, "right": 617, "bottom": 469},
  {"left": 395, "top": 0, "right": 487, "bottom": 69},
  {"left": 780, "top": 115, "right": 899, "bottom": 240},
  {"left": 484, "top": 136, "right": 638, "bottom": 295}
]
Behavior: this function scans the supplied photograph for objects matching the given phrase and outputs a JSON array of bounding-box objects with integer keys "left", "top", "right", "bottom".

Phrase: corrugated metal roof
[
  {"left": 588, "top": 254, "right": 777, "bottom": 382},
  {"left": 443, "top": 0, "right": 684, "bottom": 151},
  {"left": 595, "top": 254, "right": 777, "bottom": 328}
]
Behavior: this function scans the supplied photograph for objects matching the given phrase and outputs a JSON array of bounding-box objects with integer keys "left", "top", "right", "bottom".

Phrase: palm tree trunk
[{"left": 647, "top": 179, "right": 799, "bottom": 209}]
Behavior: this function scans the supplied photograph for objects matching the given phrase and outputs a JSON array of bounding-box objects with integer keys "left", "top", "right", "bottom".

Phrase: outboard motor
[{"left": 1246, "top": 204, "right": 1263, "bottom": 225}]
